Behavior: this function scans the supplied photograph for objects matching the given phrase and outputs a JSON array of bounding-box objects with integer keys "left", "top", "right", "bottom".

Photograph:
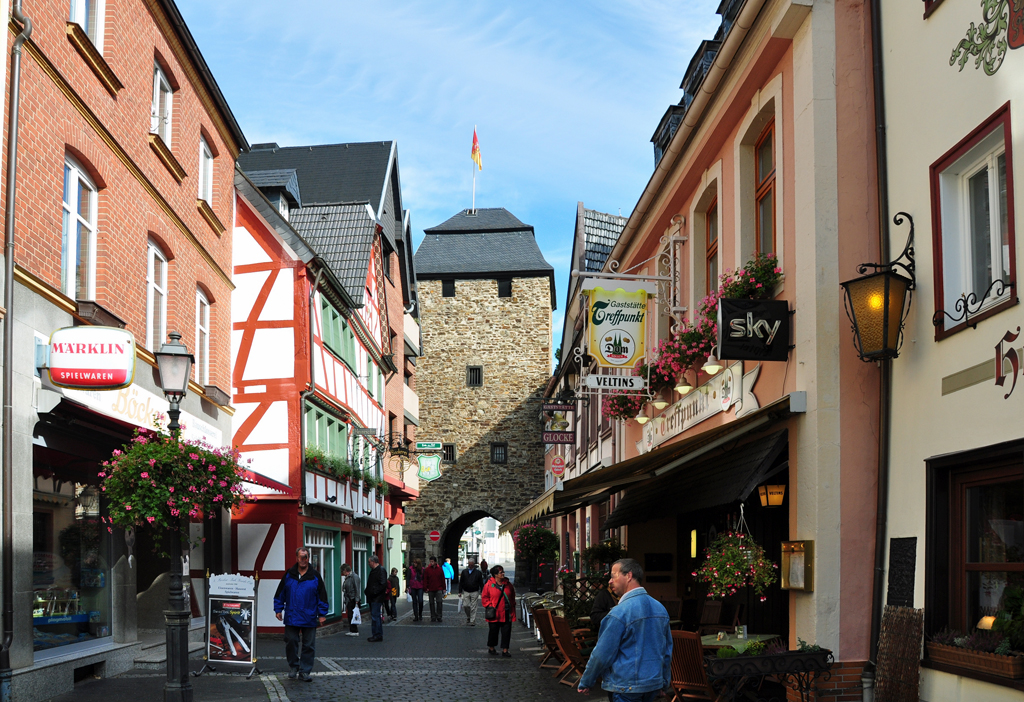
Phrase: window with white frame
[
  {"left": 932, "top": 106, "right": 1016, "bottom": 335},
  {"left": 305, "top": 527, "right": 336, "bottom": 615},
  {"left": 151, "top": 62, "right": 173, "bottom": 146},
  {"left": 198, "top": 136, "right": 213, "bottom": 204},
  {"left": 146, "top": 241, "right": 168, "bottom": 350},
  {"left": 61, "top": 158, "right": 97, "bottom": 300},
  {"left": 195, "top": 289, "right": 210, "bottom": 385},
  {"left": 69, "top": 0, "right": 103, "bottom": 50}
]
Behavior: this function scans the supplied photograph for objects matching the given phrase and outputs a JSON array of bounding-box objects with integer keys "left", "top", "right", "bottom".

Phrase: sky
[{"left": 177, "top": 0, "right": 722, "bottom": 349}]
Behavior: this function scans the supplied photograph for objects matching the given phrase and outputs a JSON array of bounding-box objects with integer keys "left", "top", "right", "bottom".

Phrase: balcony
[
  {"left": 404, "top": 313, "right": 420, "bottom": 357},
  {"left": 404, "top": 383, "right": 419, "bottom": 425},
  {"left": 304, "top": 472, "right": 385, "bottom": 523}
]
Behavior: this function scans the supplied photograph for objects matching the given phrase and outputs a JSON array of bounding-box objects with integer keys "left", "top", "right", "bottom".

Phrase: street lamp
[{"left": 154, "top": 332, "right": 194, "bottom": 702}]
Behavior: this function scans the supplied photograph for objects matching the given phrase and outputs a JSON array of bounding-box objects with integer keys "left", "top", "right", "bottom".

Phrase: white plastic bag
[
  {"left": 457, "top": 596, "right": 463, "bottom": 613},
  {"left": 407, "top": 592, "right": 412, "bottom": 603},
  {"left": 351, "top": 607, "right": 362, "bottom": 625}
]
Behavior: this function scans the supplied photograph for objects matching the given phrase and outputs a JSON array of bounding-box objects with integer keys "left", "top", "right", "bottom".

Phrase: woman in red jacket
[{"left": 481, "top": 565, "right": 516, "bottom": 657}]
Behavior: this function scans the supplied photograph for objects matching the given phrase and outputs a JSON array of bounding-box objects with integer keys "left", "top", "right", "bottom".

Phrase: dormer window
[{"left": 276, "top": 192, "right": 289, "bottom": 220}]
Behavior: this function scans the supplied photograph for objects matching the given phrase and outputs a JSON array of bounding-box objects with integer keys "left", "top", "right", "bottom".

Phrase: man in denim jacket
[{"left": 578, "top": 558, "right": 671, "bottom": 702}]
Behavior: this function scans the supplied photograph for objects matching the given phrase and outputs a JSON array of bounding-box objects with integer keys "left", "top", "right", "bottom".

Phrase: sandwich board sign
[{"left": 195, "top": 574, "right": 261, "bottom": 679}]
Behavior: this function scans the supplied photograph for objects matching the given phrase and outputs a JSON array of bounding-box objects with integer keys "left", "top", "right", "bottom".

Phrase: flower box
[{"left": 926, "top": 642, "right": 1024, "bottom": 679}]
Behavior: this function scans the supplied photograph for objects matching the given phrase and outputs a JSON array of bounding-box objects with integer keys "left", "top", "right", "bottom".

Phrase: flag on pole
[{"left": 471, "top": 128, "right": 482, "bottom": 171}]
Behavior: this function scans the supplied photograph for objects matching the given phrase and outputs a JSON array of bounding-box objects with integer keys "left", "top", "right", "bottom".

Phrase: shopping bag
[
  {"left": 351, "top": 607, "right": 362, "bottom": 625},
  {"left": 406, "top": 592, "right": 412, "bottom": 603},
  {"left": 457, "top": 596, "right": 463, "bottom": 613}
]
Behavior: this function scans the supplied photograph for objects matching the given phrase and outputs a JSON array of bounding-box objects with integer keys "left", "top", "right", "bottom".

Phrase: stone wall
[{"left": 405, "top": 276, "right": 551, "bottom": 559}]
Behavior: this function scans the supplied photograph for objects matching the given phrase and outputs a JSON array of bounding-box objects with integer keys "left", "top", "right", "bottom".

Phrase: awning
[
  {"left": 240, "top": 469, "right": 291, "bottom": 494},
  {"left": 603, "top": 429, "right": 788, "bottom": 529},
  {"left": 499, "top": 392, "right": 801, "bottom": 534}
]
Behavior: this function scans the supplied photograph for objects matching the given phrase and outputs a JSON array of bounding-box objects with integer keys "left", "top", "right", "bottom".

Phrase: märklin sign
[
  {"left": 717, "top": 299, "right": 790, "bottom": 362},
  {"left": 47, "top": 327, "right": 136, "bottom": 390}
]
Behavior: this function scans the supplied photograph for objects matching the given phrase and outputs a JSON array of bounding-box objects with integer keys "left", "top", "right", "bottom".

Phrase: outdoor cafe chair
[
  {"left": 669, "top": 630, "right": 716, "bottom": 702},
  {"left": 551, "top": 614, "right": 595, "bottom": 687},
  {"left": 532, "top": 607, "right": 566, "bottom": 672}
]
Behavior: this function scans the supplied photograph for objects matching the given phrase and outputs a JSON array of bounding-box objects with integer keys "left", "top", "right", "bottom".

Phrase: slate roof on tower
[{"left": 415, "top": 208, "right": 556, "bottom": 309}]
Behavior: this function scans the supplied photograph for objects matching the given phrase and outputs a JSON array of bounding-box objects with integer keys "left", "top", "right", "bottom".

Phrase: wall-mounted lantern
[
  {"left": 702, "top": 349, "right": 723, "bottom": 375},
  {"left": 757, "top": 484, "right": 786, "bottom": 507},
  {"left": 780, "top": 540, "right": 814, "bottom": 592},
  {"left": 840, "top": 213, "right": 916, "bottom": 362}
]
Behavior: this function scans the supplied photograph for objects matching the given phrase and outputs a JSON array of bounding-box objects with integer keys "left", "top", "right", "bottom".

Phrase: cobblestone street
[{"left": 50, "top": 598, "right": 587, "bottom": 702}]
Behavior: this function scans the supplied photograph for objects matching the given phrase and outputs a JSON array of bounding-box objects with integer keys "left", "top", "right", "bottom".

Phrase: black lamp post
[
  {"left": 841, "top": 213, "right": 916, "bottom": 362},
  {"left": 154, "top": 332, "right": 194, "bottom": 702}
]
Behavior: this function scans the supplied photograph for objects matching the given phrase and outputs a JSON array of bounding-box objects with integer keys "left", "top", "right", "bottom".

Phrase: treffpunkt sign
[
  {"left": 588, "top": 287, "right": 648, "bottom": 368},
  {"left": 48, "top": 327, "right": 136, "bottom": 390}
]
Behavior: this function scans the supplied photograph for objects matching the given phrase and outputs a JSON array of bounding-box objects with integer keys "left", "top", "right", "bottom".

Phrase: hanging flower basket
[
  {"left": 718, "top": 252, "right": 783, "bottom": 300},
  {"left": 694, "top": 531, "right": 778, "bottom": 600},
  {"left": 100, "top": 426, "right": 248, "bottom": 553},
  {"left": 601, "top": 389, "right": 646, "bottom": 422}
]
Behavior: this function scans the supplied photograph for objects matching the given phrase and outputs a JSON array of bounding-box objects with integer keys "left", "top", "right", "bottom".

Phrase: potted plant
[
  {"left": 513, "top": 524, "right": 559, "bottom": 591},
  {"left": 693, "top": 530, "right": 778, "bottom": 601},
  {"left": 718, "top": 252, "right": 783, "bottom": 300},
  {"left": 926, "top": 627, "right": 1023, "bottom": 679},
  {"left": 601, "top": 389, "right": 646, "bottom": 422},
  {"left": 582, "top": 540, "right": 624, "bottom": 573}
]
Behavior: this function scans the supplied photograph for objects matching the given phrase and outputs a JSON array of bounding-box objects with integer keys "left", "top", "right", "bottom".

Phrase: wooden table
[{"left": 700, "top": 633, "right": 779, "bottom": 653}]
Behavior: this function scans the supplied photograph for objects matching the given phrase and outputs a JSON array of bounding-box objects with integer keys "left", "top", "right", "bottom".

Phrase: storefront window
[
  {"left": 32, "top": 473, "right": 111, "bottom": 652},
  {"left": 305, "top": 527, "right": 336, "bottom": 615}
]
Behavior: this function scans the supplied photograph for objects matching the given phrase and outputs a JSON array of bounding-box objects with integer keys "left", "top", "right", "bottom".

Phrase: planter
[
  {"left": 707, "top": 649, "right": 834, "bottom": 679},
  {"left": 926, "top": 642, "right": 1024, "bottom": 679}
]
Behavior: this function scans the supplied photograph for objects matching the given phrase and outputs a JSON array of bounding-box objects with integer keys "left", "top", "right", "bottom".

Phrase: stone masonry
[{"left": 405, "top": 276, "right": 551, "bottom": 560}]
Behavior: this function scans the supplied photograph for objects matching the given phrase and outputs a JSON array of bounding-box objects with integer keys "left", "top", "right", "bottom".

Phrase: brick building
[
  {"left": 407, "top": 208, "right": 553, "bottom": 566},
  {"left": 1, "top": 0, "right": 246, "bottom": 697}
]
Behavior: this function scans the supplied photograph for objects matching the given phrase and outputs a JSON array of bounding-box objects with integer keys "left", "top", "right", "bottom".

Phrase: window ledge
[
  {"left": 148, "top": 133, "right": 186, "bottom": 183},
  {"left": 197, "top": 199, "right": 225, "bottom": 235},
  {"left": 922, "top": 658, "right": 1024, "bottom": 691},
  {"left": 65, "top": 22, "right": 122, "bottom": 97}
]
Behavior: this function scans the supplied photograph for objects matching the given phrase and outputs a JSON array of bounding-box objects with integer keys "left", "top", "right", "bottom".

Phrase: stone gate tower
[{"left": 407, "top": 208, "right": 554, "bottom": 566}]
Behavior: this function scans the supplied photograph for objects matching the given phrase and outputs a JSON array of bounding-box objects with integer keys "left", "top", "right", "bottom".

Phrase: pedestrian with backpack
[{"left": 387, "top": 567, "right": 400, "bottom": 621}]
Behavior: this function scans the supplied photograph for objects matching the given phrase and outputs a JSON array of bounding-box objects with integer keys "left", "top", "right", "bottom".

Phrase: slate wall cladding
[{"left": 405, "top": 276, "right": 551, "bottom": 556}]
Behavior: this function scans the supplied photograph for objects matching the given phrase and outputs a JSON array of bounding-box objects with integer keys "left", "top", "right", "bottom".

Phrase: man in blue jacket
[
  {"left": 274, "top": 547, "right": 329, "bottom": 682},
  {"left": 577, "top": 558, "right": 671, "bottom": 702}
]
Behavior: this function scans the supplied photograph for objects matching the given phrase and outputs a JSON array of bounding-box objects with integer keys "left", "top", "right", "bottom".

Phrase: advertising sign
[
  {"left": 584, "top": 375, "right": 645, "bottom": 390},
  {"left": 542, "top": 403, "right": 575, "bottom": 412},
  {"left": 204, "top": 574, "right": 257, "bottom": 669},
  {"left": 588, "top": 287, "right": 648, "bottom": 368},
  {"left": 417, "top": 454, "right": 442, "bottom": 482},
  {"left": 550, "top": 455, "right": 566, "bottom": 477},
  {"left": 717, "top": 299, "right": 791, "bottom": 362},
  {"left": 47, "top": 327, "right": 136, "bottom": 390},
  {"left": 543, "top": 403, "right": 575, "bottom": 445},
  {"left": 543, "top": 431, "right": 575, "bottom": 444}
]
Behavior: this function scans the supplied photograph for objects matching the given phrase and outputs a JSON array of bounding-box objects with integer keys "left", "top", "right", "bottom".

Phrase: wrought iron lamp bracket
[{"left": 854, "top": 212, "right": 916, "bottom": 288}]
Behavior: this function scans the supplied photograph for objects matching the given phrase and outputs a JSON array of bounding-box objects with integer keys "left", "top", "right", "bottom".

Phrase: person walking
[
  {"left": 387, "top": 567, "right": 401, "bottom": 622},
  {"left": 481, "top": 565, "right": 516, "bottom": 657},
  {"left": 577, "top": 558, "right": 672, "bottom": 702},
  {"left": 407, "top": 558, "right": 425, "bottom": 622},
  {"left": 458, "top": 558, "right": 484, "bottom": 626},
  {"left": 364, "top": 555, "right": 389, "bottom": 642},
  {"left": 273, "top": 547, "right": 329, "bottom": 682},
  {"left": 442, "top": 557, "right": 455, "bottom": 594},
  {"left": 423, "top": 556, "right": 446, "bottom": 622},
  {"left": 341, "top": 564, "right": 360, "bottom": 637}
]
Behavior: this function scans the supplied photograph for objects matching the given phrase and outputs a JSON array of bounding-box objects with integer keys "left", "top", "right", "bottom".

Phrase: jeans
[
  {"left": 445, "top": 578, "right": 452, "bottom": 593},
  {"left": 370, "top": 601, "right": 384, "bottom": 639},
  {"left": 487, "top": 620, "right": 511, "bottom": 650},
  {"left": 410, "top": 588, "right": 424, "bottom": 619},
  {"left": 462, "top": 590, "right": 479, "bottom": 623},
  {"left": 385, "top": 596, "right": 397, "bottom": 619},
  {"left": 609, "top": 692, "right": 657, "bottom": 702},
  {"left": 428, "top": 590, "right": 444, "bottom": 620},
  {"left": 283, "top": 625, "right": 316, "bottom": 674},
  {"left": 345, "top": 598, "right": 358, "bottom": 633}
]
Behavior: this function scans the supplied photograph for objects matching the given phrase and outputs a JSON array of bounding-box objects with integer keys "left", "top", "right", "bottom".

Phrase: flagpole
[{"left": 472, "top": 124, "right": 477, "bottom": 213}]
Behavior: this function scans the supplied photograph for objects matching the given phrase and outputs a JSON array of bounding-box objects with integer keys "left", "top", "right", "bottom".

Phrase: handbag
[{"left": 484, "top": 605, "right": 497, "bottom": 620}]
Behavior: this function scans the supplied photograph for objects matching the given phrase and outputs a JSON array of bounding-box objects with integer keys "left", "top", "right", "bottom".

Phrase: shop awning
[
  {"left": 241, "top": 469, "right": 292, "bottom": 494},
  {"left": 499, "top": 392, "right": 801, "bottom": 534},
  {"left": 603, "top": 429, "right": 788, "bottom": 529}
]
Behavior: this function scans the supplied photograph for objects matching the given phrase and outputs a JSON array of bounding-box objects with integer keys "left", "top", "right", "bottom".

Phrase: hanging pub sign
[
  {"left": 47, "top": 326, "right": 136, "bottom": 390},
  {"left": 588, "top": 287, "right": 648, "bottom": 368},
  {"left": 543, "top": 403, "right": 574, "bottom": 444},
  {"left": 416, "top": 453, "right": 443, "bottom": 482},
  {"left": 717, "top": 298, "right": 791, "bottom": 362}
]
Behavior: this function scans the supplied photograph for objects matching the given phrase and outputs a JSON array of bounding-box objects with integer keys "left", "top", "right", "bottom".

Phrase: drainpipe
[
  {"left": 298, "top": 265, "right": 324, "bottom": 512},
  {"left": 1, "top": 4, "right": 32, "bottom": 698},
  {"left": 867, "top": 0, "right": 891, "bottom": 691}
]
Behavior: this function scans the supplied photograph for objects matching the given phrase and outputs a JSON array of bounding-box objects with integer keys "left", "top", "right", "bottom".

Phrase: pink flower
[
  {"left": 107, "top": 527, "right": 113, "bottom": 533},
  {"left": 146, "top": 516, "right": 155, "bottom": 524},
  {"left": 168, "top": 487, "right": 174, "bottom": 493},
  {"left": 209, "top": 466, "right": 216, "bottom": 472},
  {"left": 148, "top": 459, "right": 156, "bottom": 467},
  {"left": 140, "top": 472, "right": 149, "bottom": 479},
  {"left": 98, "top": 471, "right": 106, "bottom": 478},
  {"left": 171, "top": 508, "right": 179, "bottom": 517},
  {"left": 112, "top": 449, "right": 122, "bottom": 456},
  {"left": 189, "top": 453, "right": 199, "bottom": 460},
  {"left": 125, "top": 505, "right": 132, "bottom": 511}
]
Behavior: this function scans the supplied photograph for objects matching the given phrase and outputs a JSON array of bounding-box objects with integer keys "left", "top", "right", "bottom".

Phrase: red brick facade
[
  {"left": 787, "top": 660, "right": 867, "bottom": 702},
  {"left": 3, "top": 0, "right": 241, "bottom": 391}
]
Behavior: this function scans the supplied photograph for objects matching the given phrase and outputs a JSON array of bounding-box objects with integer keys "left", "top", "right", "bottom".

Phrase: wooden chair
[
  {"left": 696, "top": 600, "right": 727, "bottom": 635},
  {"left": 552, "top": 615, "right": 594, "bottom": 687},
  {"left": 662, "top": 597, "right": 683, "bottom": 629},
  {"left": 669, "top": 630, "right": 716, "bottom": 702},
  {"left": 532, "top": 607, "right": 565, "bottom": 672}
]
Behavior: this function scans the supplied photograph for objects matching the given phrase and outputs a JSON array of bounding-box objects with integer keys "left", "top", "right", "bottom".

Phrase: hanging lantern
[{"left": 758, "top": 484, "right": 786, "bottom": 507}]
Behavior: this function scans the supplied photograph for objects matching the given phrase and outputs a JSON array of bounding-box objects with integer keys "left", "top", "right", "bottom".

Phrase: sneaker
[
  {"left": 287, "top": 670, "right": 298, "bottom": 680},
  {"left": 299, "top": 673, "right": 312, "bottom": 682},
  {"left": 345, "top": 631, "right": 359, "bottom": 637}
]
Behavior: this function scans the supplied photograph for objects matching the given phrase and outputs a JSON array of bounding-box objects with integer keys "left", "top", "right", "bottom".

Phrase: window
[
  {"left": 382, "top": 249, "right": 391, "bottom": 280},
  {"left": 61, "top": 158, "right": 97, "bottom": 300},
  {"left": 195, "top": 290, "right": 210, "bottom": 385},
  {"left": 931, "top": 104, "right": 1016, "bottom": 336},
  {"left": 706, "top": 198, "right": 719, "bottom": 295},
  {"left": 198, "top": 136, "right": 213, "bottom": 204},
  {"left": 69, "top": 0, "right": 103, "bottom": 50},
  {"left": 490, "top": 443, "right": 508, "bottom": 465},
  {"left": 497, "top": 278, "right": 512, "bottom": 298},
  {"left": 305, "top": 528, "right": 336, "bottom": 615},
  {"left": 146, "top": 241, "right": 167, "bottom": 350},
  {"left": 466, "top": 366, "right": 483, "bottom": 387},
  {"left": 305, "top": 403, "right": 349, "bottom": 460},
  {"left": 442, "top": 279, "right": 455, "bottom": 297},
  {"left": 151, "top": 62, "right": 173, "bottom": 146},
  {"left": 926, "top": 441, "right": 1024, "bottom": 643},
  {"left": 320, "top": 296, "right": 356, "bottom": 369},
  {"left": 755, "top": 121, "right": 776, "bottom": 256},
  {"left": 442, "top": 443, "right": 456, "bottom": 464}
]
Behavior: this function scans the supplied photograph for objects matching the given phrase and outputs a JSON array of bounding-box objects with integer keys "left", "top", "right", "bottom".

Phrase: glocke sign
[{"left": 47, "top": 327, "right": 136, "bottom": 390}]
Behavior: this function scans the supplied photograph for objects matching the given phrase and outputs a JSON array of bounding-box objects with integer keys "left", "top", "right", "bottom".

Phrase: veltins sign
[
  {"left": 48, "top": 327, "right": 136, "bottom": 390},
  {"left": 717, "top": 298, "right": 790, "bottom": 362},
  {"left": 588, "top": 287, "right": 647, "bottom": 368}
]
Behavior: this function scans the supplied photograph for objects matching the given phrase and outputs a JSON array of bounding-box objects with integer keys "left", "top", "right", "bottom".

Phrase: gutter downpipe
[
  {"left": 298, "top": 265, "right": 324, "bottom": 512},
  {"left": 866, "top": 0, "right": 890, "bottom": 694},
  {"left": 1, "top": 4, "right": 31, "bottom": 698},
  {"left": 605, "top": 0, "right": 766, "bottom": 269}
]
